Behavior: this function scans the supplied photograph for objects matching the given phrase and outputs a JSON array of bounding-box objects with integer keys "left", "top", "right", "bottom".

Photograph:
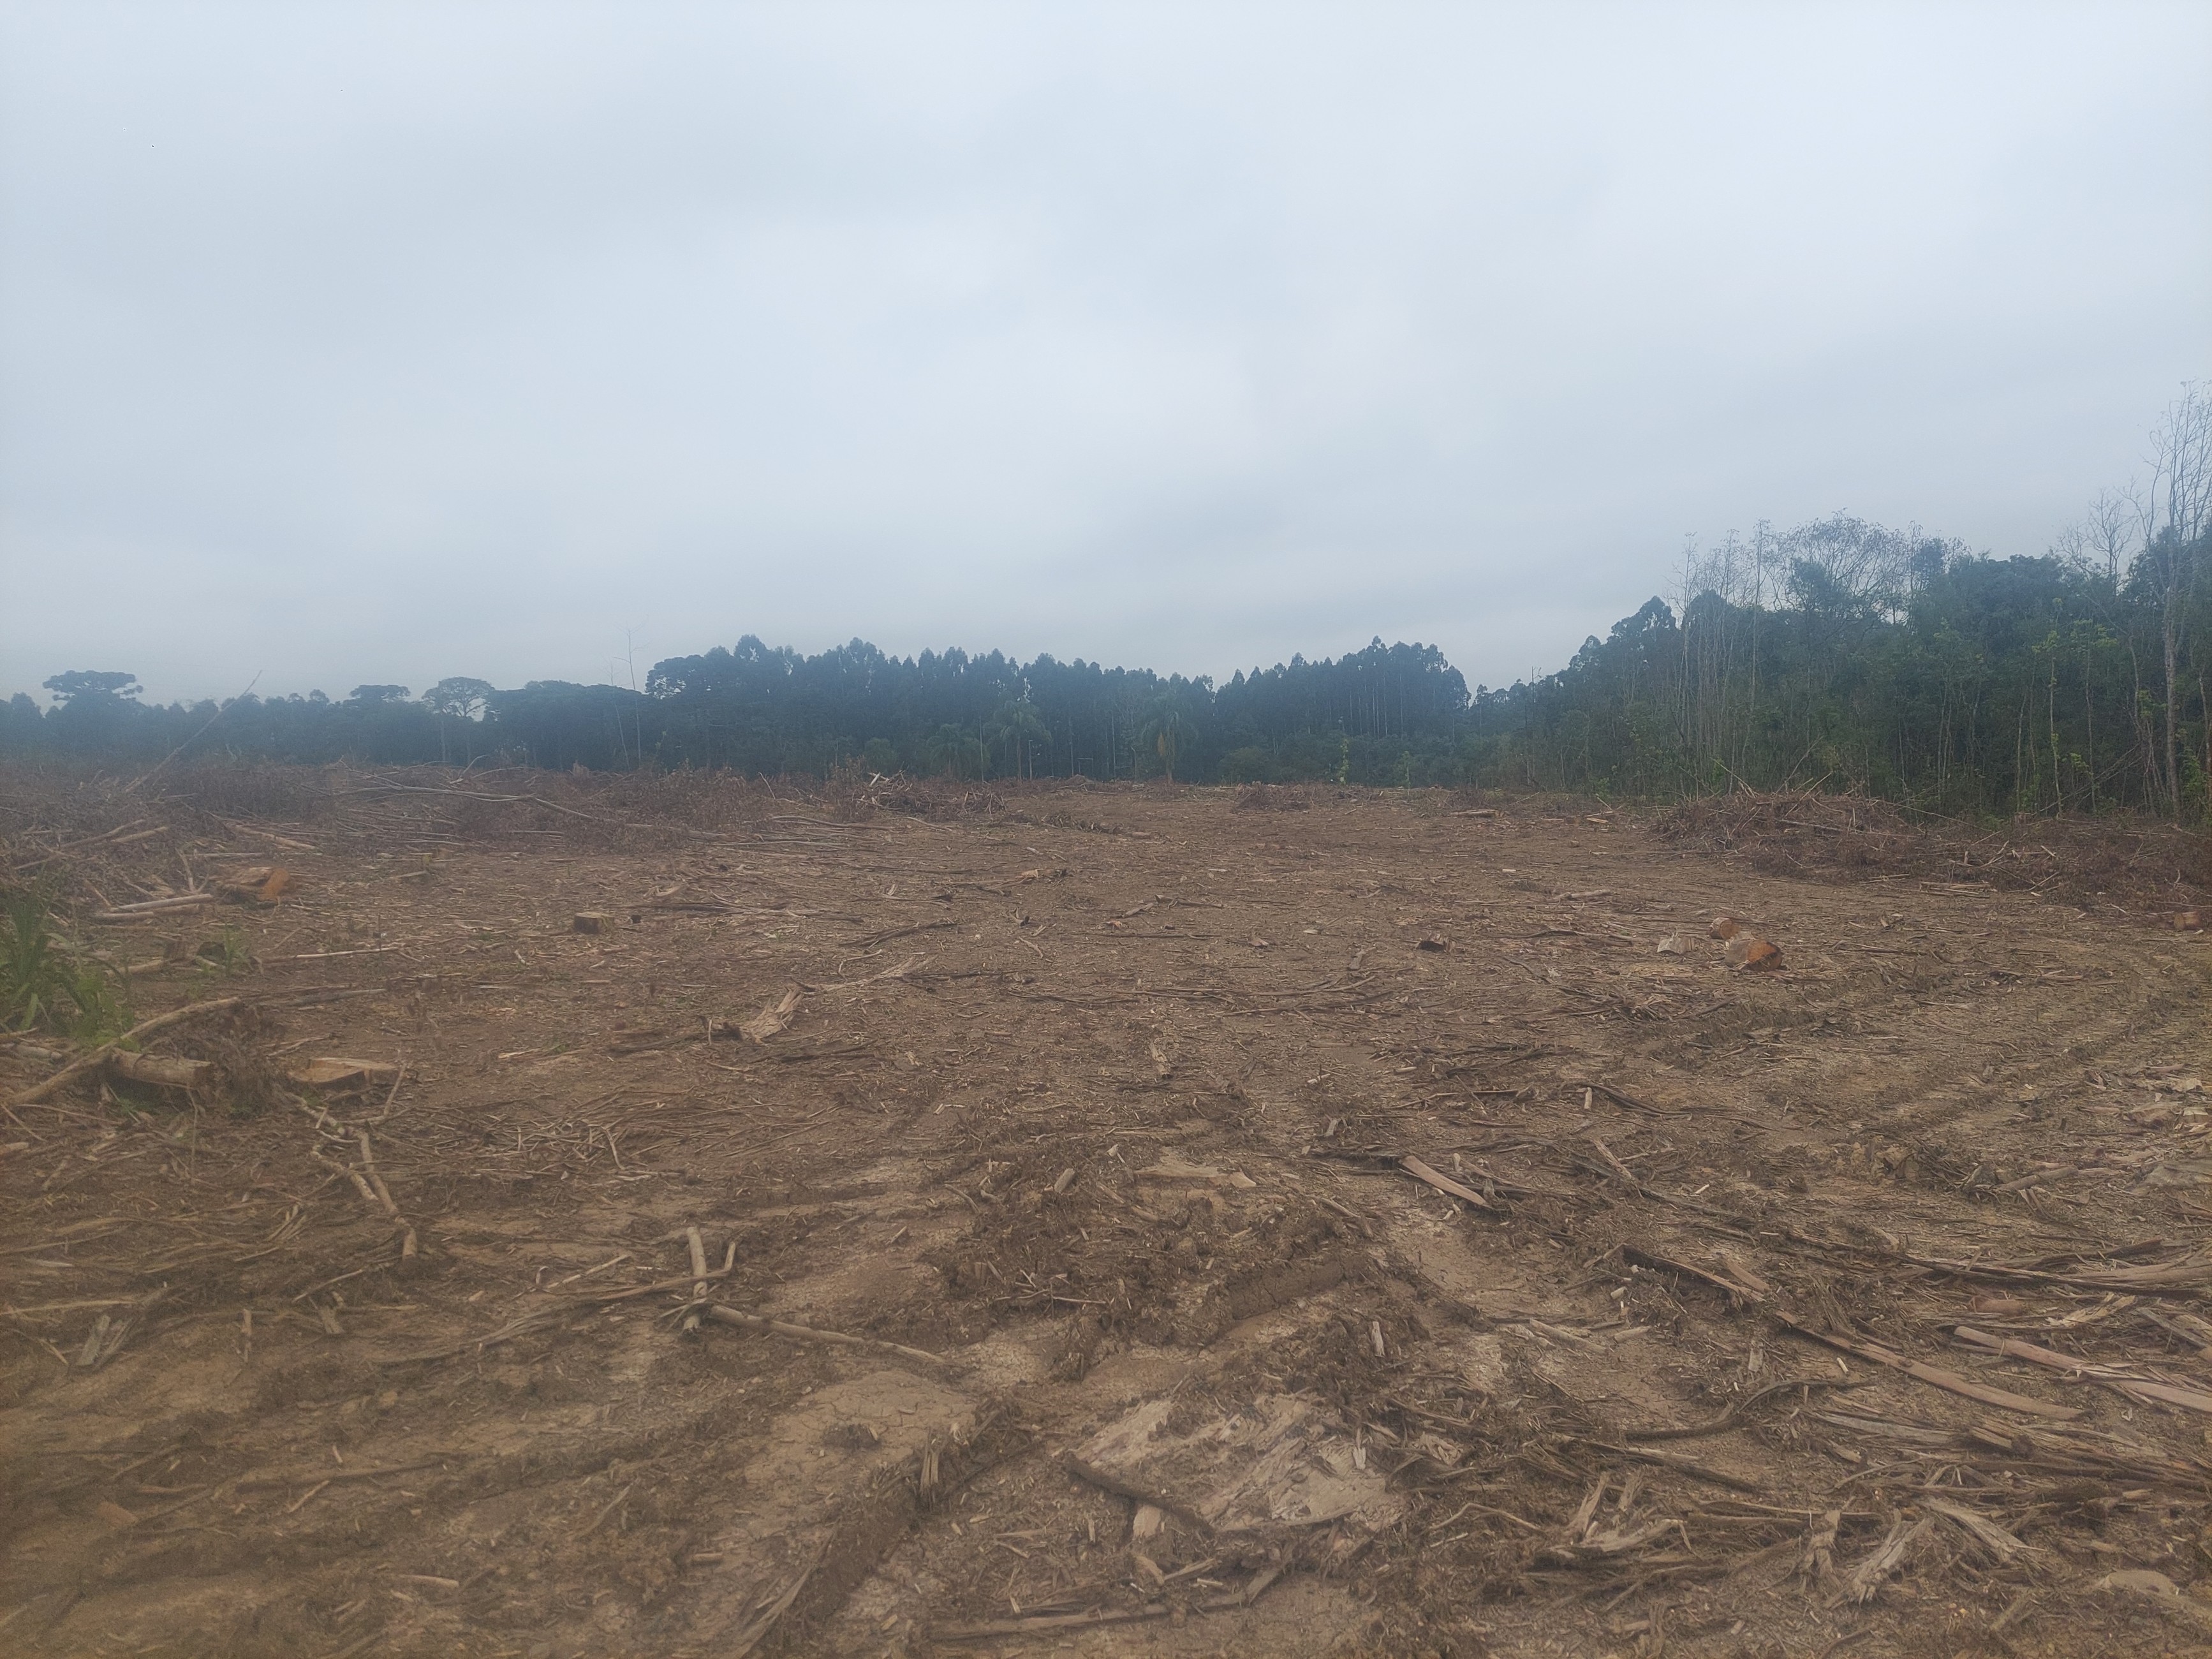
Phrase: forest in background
[{"left": 8, "top": 388, "right": 2209, "bottom": 821}]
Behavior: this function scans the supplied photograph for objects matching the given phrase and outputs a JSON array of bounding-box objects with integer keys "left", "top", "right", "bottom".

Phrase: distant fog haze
[{"left": 3, "top": 3, "right": 2208, "bottom": 703}]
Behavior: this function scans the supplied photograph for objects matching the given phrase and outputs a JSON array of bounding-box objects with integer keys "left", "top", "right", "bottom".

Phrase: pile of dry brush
[{"left": 1652, "top": 789, "right": 2210, "bottom": 918}]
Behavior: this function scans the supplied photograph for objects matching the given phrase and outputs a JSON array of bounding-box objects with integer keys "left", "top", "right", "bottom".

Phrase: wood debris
[
  {"left": 7, "top": 996, "right": 241, "bottom": 1107},
  {"left": 1132, "top": 1154, "right": 1257, "bottom": 1189},
  {"left": 1952, "top": 1325, "right": 2212, "bottom": 1415},
  {"left": 1920, "top": 1496, "right": 2031, "bottom": 1563},
  {"left": 2094, "top": 1569, "right": 2212, "bottom": 1632},
  {"left": 737, "top": 987, "right": 803, "bottom": 1044},
  {"left": 1836, "top": 1515, "right": 1931, "bottom": 1606},
  {"left": 287, "top": 1056, "right": 401, "bottom": 1089},
  {"left": 1723, "top": 933, "right": 1782, "bottom": 970},
  {"left": 1396, "top": 1154, "right": 1498, "bottom": 1210},
  {"left": 1770, "top": 1310, "right": 2079, "bottom": 1419},
  {"left": 698, "top": 1304, "right": 950, "bottom": 1369},
  {"left": 10, "top": 771, "right": 2211, "bottom": 1655},
  {"left": 1068, "top": 1393, "right": 1402, "bottom": 1535},
  {"left": 213, "top": 866, "right": 293, "bottom": 904},
  {"left": 107, "top": 1051, "right": 211, "bottom": 1091}
]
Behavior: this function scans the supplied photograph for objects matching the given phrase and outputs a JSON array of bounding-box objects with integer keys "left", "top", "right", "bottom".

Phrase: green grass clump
[{"left": 1, "top": 886, "right": 131, "bottom": 1043}]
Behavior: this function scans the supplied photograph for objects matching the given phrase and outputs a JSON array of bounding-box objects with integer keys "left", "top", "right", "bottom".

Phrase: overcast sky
[{"left": 4, "top": 3, "right": 2209, "bottom": 705}]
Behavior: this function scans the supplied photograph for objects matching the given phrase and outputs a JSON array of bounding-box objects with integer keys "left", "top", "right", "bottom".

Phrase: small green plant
[
  {"left": 1, "top": 886, "right": 131, "bottom": 1043},
  {"left": 191, "top": 926, "right": 254, "bottom": 984}
]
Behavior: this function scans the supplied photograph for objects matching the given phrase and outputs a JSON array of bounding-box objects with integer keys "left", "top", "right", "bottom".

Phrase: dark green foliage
[
  {"left": 42, "top": 670, "right": 140, "bottom": 704},
  {"left": 0, "top": 633, "right": 1470, "bottom": 788},
  {"left": 1470, "top": 525, "right": 2211, "bottom": 817},
  {"left": 4, "top": 526, "right": 2205, "bottom": 818}
]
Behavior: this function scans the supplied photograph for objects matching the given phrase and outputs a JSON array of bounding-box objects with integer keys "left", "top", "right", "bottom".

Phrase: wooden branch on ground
[
  {"left": 730, "top": 1540, "right": 828, "bottom": 1658},
  {"left": 314, "top": 1124, "right": 417, "bottom": 1258},
  {"left": 355, "top": 1128, "right": 417, "bottom": 1258},
  {"left": 1396, "top": 1154, "right": 1502, "bottom": 1211},
  {"left": 234, "top": 1458, "right": 445, "bottom": 1491},
  {"left": 8, "top": 997, "right": 241, "bottom": 1107},
  {"left": 1564, "top": 1079, "right": 1683, "bottom": 1115},
  {"left": 849, "top": 918, "right": 959, "bottom": 949},
  {"left": 1619, "top": 1244, "right": 1769, "bottom": 1306},
  {"left": 1568, "top": 1438, "right": 1766, "bottom": 1493},
  {"left": 572, "top": 1255, "right": 736, "bottom": 1306},
  {"left": 1770, "top": 1309, "right": 2079, "bottom": 1420},
  {"left": 1953, "top": 1326, "right": 2212, "bottom": 1415},
  {"left": 91, "top": 893, "right": 220, "bottom": 920},
  {"left": 375, "top": 1311, "right": 561, "bottom": 1366},
  {"left": 933, "top": 1565, "right": 1285, "bottom": 1642},
  {"left": 696, "top": 1303, "right": 950, "bottom": 1369},
  {"left": 336, "top": 780, "right": 732, "bottom": 838},
  {"left": 9, "top": 820, "right": 157, "bottom": 872},
  {"left": 1309, "top": 1146, "right": 1507, "bottom": 1209},
  {"left": 1059, "top": 1455, "right": 1208, "bottom": 1528},
  {"left": 681, "top": 1226, "right": 708, "bottom": 1334},
  {"left": 1904, "top": 1248, "right": 2212, "bottom": 1298},
  {"left": 1621, "top": 1375, "right": 1865, "bottom": 1441}
]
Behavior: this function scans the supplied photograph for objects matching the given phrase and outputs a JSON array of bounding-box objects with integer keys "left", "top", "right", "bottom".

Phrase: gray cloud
[{"left": 4, "top": 1, "right": 2208, "bottom": 702}]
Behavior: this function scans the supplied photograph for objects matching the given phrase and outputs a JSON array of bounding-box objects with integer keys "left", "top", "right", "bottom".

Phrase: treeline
[
  {"left": 1490, "top": 387, "right": 2212, "bottom": 818},
  {"left": 8, "top": 390, "right": 2207, "bottom": 819},
  {"left": 0, "top": 640, "right": 1472, "bottom": 789},
  {"left": 1491, "top": 520, "right": 2210, "bottom": 815}
]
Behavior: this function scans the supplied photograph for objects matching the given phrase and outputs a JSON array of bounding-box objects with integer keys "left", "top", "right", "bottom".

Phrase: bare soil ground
[{"left": 4, "top": 769, "right": 2212, "bottom": 1658}]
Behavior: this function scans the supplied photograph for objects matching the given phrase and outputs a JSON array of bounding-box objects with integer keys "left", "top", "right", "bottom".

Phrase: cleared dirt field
[{"left": 4, "top": 772, "right": 2212, "bottom": 1657}]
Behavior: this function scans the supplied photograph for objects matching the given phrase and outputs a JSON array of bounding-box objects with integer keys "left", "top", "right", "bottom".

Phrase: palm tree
[
  {"left": 924, "top": 723, "right": 985, "bottom": 779},
  {"left": 1135, "top": 695, "right": 1199, "bottom": 783},
  {"left": 991, "top": 698, "right": 1051, "bottom": 779}
]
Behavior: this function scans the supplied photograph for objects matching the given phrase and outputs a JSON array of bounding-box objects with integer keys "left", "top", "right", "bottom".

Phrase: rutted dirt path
[{"left": 4, "top": 779, "right": 2211, "bottom": 1656}]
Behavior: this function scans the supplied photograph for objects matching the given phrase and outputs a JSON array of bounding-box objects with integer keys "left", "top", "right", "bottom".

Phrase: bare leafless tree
[
  {"left": 2137, "top": 385, "right": 2212, "bottom": 815},
  {"left": 2060, "top": 486, "right": 2140, "bottom": 582}
]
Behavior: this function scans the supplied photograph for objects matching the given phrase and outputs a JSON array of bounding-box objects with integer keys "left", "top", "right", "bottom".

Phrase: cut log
[
  {"left": 215, "top": 866, "right": 293, "bottom": 904},
  {"left": 287, "top": 1057, "right": 401, "bottom": 1089},
  {"left": 7, "top": 998, "right": 241, "bottom": 1107},
  {"left": 107, "top": 1052, "right": 212, "bottom": 1091}
]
